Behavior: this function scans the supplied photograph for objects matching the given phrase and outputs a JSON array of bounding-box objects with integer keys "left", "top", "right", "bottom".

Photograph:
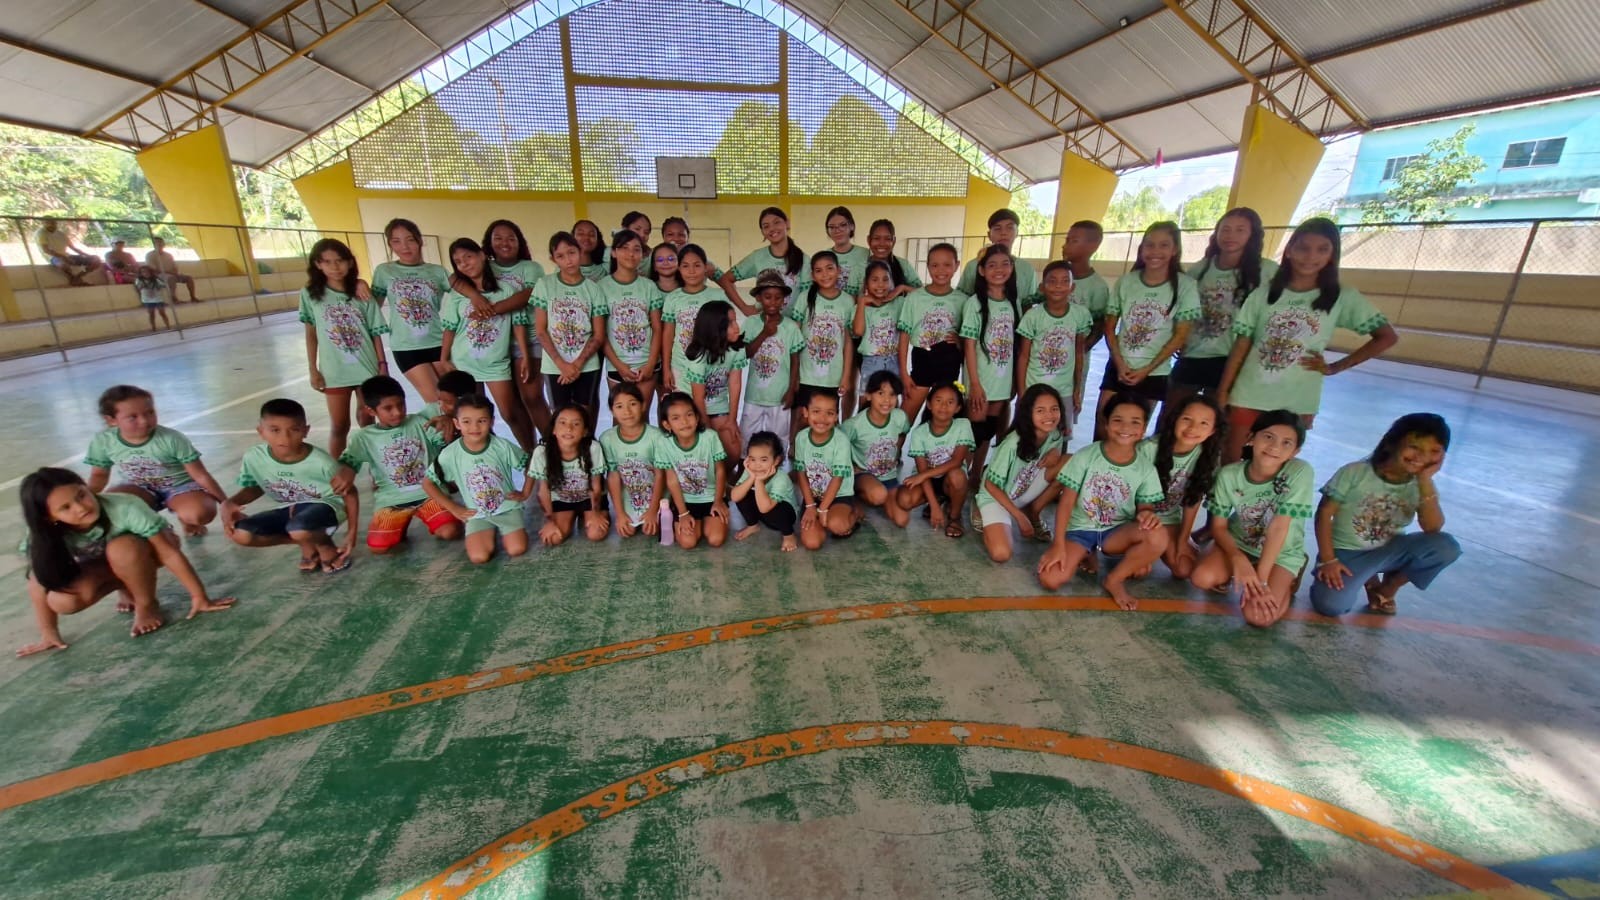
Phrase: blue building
[{"left": 1335, "top": 94, "right": 1600, "bottom": 222}]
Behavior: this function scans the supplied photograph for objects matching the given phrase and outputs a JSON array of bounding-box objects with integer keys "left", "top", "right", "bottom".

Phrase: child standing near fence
[
  {"left": 299, "top": 238, "right": 389, "bottom": 461},
  {"left": 372, "top": 218, "right": 452, "bottom": 403},
  {"left": 1169, "top": 208, "right": 1275, "bottom": 408},
  {"left": 134, "top": 265, "right": 171, "bottom": 331}
]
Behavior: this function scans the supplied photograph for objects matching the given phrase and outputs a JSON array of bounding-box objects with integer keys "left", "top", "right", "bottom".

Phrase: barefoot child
[
  {"left": 341, "top": 375, "right": 463, "bottom": 554},
  {"left": 422, "top": 395, "right": 530, "bottom": 564},
  {"left": 731, "top": 430, "right": 799, "bottom": 551},
  {"left": 740, "top": 270, "right": 804, "bottom": 455},
  {"left": 529, "top": 403, "right": 610, "bottom": 546},
  {"left": 1016, "top": 261, "right": 1092, "bottom": 433},
  {"left": 18, "top": 468, "right": 235, "bottom": 654},
  {"left": 894, "top": 382, "right": 975, "bottom": 537},
  {"left": 599, "top": 383, "right": 663, "bottom": 539},
  {"left": 223, "top": 399, "right": 359, "bottom": 573},
  {"left": 1311, "top": 413, "right": 1460, "bottom": 617},
  {"left": 1035, "top": 393, "right": 1169, "bottom": 610},
  {"left": 978, "top": 384, "right": 1068, "bottom": 563},
  {"left": 134, "top": 265, "right": 171, "bottom": 331},
  {"left": 792, "top": 390, "right": 856, "bottom": 550},
  {"left": 897, "top": 243, "right": 965, "bottom": 421},
  {"left": 842, "top": 370, "right": 909, "bottom": 526},
  {"left": 300, "top": 238, "right": 388, "bottom": 461},
  {"left": 1188, "top": 409, "right": 1315, "bottom": 627},
  {"left": 1137, "top": 394, "right": 1224, "bottom": 579},
  {"left": 684, "top": 300, "right": 747, "bottom": 461},
  {"left": 85, "top": 385, "right": 230, "bottom": 537},
  {"left": 655, "top": 391, "right": 730, "bottom": 549}
]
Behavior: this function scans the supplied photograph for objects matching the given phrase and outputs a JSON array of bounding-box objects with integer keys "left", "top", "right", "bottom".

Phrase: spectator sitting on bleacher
[
  {"left": 146, "top": 237, "right": 198, "bottom": 303},
  {"left": 105, "top": 240, "right": 138, "bottom": 285},
  {"left": 35, "top": 218, "right": 105, "bottom": 287}
]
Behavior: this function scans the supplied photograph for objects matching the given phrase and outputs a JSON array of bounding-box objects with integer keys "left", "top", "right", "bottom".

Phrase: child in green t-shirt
[
  {"left": 528, "top": 403, "right": 610, "bottom": 547},
  {"left": 961, "top": 245, "right": 1023, "bottom": 480},
  {"left": 372, "top": 218, "right": 452, "bottom": 402},
  {"left": 852, "top": 261, "right": 904, "bottom": 389},
  {"left": 1037, "top": 393, "right": 1168, "bottom": 611},
  {"left": 84, "top": 385, "right": 232, "bottom": 537},
  {"left": 299, "top": 238, "right": 390, "bottom": 461},
  {"left": 792, "top": 389, "right": 857, "bottom": 551},
  {"left": 1189, "top": 409, "right": 1316, "bottom": 627},
  {"left": 341, "top": 376, "right": 462, "bottom": 555},
  {"left": 1016, "top": 261, "right": 1093, "bottom": 434},
  {"left": 740, "top": 271, "right": 804, "bottom": 455},
  {"left": 1134, "top": 395, "right": 1224, "bottom": 581},
  {"left": 893, "top": 382, "right": 976, "bottom": 537},
  {"left": 977, "top": 384, "right": 1068, "bottom": 564},
  {"left": 443, "top": 233, "right": 538, "bottom": 452},
  {"left": 533, "top": 232, "right": 610, "bottom": 412},
  {"left": 958, "top": 208, "right": 1038, "bottom": 300},
  {"left": 18, "top": 468, "right": 235, "bottom": 655},
  {"left": 656, "top": 391, "right": 729, "bottom": 550},
  {"left": 223, "top": 398, "right": 359, "bottom": 574},
  {"left": 423, "top": 394, "right": 532, "bottom": 564},
  {"left": 842, "top": 370, "right": 910, "bottom": 527},
  {"left": 1310, "top": 413, "right": 1460, "bottom": 618},
  {"left": 790, "top": 252, "right": 858, "bottom": 432},
  {"left": 1062, "top": 220, "right": 1109, "bottom": 352},
  {"left": 730, "top": 430, "right": 799, "bottom": 552},
  {"left": 684, "top": 300, "right": 748, "bottom": 462},
  {"left": 600, "top": 383, "right": 663, "bottom": 537},
  {"left": 1099, "top": 223, "right": 1200, "bottom": 438}
]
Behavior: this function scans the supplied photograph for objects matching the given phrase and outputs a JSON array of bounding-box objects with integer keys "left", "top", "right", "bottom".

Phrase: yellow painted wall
[
  {"left": 137, "top": 125, "right": 252, "bottom": 277},
  {"left": 962, "top": 175, "right": 1014, "bottom": 262},
  {"left": 1053, "top": 153, "right": 1119, "bottom": 235},
  {"left": 1229, "top": 105, "right": 1325, "bottom": 252},
  {"left": 293, "top": 161, "right": 375, "bottom": 273}
]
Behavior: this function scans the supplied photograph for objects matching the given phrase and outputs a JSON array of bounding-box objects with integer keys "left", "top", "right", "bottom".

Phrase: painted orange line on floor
[
  {"left": 400, "top": 720, "right": 1536, "bottom": 899},
  {"left": 1, "top": 596, "right": 1594, "bottom": 815}
]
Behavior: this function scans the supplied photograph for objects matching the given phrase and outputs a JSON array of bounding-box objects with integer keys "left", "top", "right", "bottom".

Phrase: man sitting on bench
[
  {"left": 146, "top": 237, "right": 198, "bottom": 303},
  {"left": 36, "top": 219, "right": 105, "bottom": 287}
]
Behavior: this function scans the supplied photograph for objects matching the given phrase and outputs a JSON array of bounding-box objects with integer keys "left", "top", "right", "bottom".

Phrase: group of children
[{"left": 15, "top": 206, "right": 1462, "bottom": 656}]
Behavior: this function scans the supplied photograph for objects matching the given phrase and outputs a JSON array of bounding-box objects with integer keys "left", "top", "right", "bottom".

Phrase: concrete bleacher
[{"left": 0, "top": 257, "right": 307, "bottom": 357}]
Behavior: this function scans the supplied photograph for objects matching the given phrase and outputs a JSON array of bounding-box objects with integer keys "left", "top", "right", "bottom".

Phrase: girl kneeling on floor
[
  {"left": 1137, "top": 394, "right": 1225, "bottom": 580},
  {"left": 978, "top": 383, "right": 1069, "bottom": 564}
]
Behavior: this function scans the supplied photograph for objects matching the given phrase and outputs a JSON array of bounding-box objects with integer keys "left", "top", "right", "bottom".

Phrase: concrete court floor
[{"left": 0, "top": 314, "right": 1595, "bottom": 899}]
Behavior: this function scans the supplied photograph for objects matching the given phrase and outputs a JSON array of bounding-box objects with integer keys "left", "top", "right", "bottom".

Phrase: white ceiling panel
[
  {"left": 890, "top": 42, "right": 989, "bottom": 112},
  {"left": 229, "top": 58, "right": 372, "bottom": 131},
  {"left": 1252, "top": 0, "right": 1487, "bottom": 59},
  {"left": 998, "top": 136, "right": 1067, "bottom": 183},
  {"left": 0, "top": 52, "right": 148, "bottom": 133},
  {"left": 315, "top": 8, "right": 441, "bottom": 90},
  {"left": 949, "top": 89, "right": 1057, "bottom": 150}
]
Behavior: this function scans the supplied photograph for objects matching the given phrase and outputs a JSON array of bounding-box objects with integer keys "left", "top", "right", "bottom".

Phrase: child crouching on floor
[
  {"left": 341, "top": 375, "right": 462, "bottom": 554},
  {"left": 223, "top": 399, "right": 358, "bottom": 573}
]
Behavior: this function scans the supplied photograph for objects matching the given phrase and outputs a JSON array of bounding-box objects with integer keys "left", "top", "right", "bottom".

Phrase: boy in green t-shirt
[
  {"left": 341, "top": 375, "right": 463, "bottom": 555},
  {"left": 1061, "top": 220, "right": 1110, "bottom": 351},
  {"left": 224, "top": 399, "right": 359, "bottom": 574},
  {"left": 423, "top": 394, "right": 532, "bottom": 564}
]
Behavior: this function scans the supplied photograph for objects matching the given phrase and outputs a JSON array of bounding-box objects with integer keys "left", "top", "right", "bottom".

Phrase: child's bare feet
[
  {"left": 1104, "top": 576, "right": 1139, "bottom": 611},
  {"left": 735, "top": 524, "right": 761, "bottom": 541},
  {"left": 182, "top": 521, "right": 208, "bottom": 537},
  {"left": 298, "top": 554, "right": 320, "bottom": 572},
  {"left": 131, "top": 607, "right": 164, "bottom": 637},
  {"left": 1078, "top": 554, "right": 1099, "bottom": 576},
  {"left": 116, "top": 590, "right": 135, "bottom": 613},
  {"left": 781, "top": 534, "right": 798, "bottom": 552}
]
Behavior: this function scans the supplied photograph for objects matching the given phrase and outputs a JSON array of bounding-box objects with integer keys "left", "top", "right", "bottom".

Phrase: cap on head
[{"left": 749, "top": 268, "right": 793, "bottom": 298}]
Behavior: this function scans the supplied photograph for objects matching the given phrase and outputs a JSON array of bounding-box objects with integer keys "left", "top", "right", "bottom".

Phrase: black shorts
[
  {"left": 606, "top": 362, "right": 660, "bottom": 384},
  {"left": 681, "top": 501, "right": 715, "bottom": 520},
  {"left": 235, "top": 502, "right": 338, "bottom": 536},
  {"left": 1170, "top": 355, "right": 1227, "bottom": 392},
  {"left": 1099, "top": 357, "right": 1168, "bottom": 403},
  {"left": 548, "top": 369, "right": 603, "bottom": 410},
  {"left": 392, "top": 346, "right": 442, "bottom": 373},
  {"left": 910, "top": 342, "right": 963, "bottom": 388},
  {"left": 792, "top": 383, "right": 840, "bottom": 411},
  {"left": 549, "top": 498, "right": 593, "bottom": 514}
]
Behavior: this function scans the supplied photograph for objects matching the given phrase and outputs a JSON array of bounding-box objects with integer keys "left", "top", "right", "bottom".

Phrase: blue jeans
[
  {"left": 859, "top": 353, "right": 898, "bottom": 383},
  {"left": 1309, "top": 531, "right": 1462, "bottom": 616}
]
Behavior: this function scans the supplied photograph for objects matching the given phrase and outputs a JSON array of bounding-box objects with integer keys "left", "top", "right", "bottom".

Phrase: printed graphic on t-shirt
[
  {"left": 611, "top": 299, "right": 650, "bottom": 355},
  {"left": 466, "top": 465, "right": 508, "bottom": 514},
  {"left": 1012, "top": 459, "right": 1041, "bottom": 501},
  {"left": 1155, "top": 467, "right": 1190, "bottom": 517},
  {"left": 983, "top": 307, "right": 1015, "bottom": 363},
  {"left": 805, "top": 312, "right": 846, "bottom": 372},
  {"left": 118, "top": 456, "right": 181, "bottom": 492},
  {"left": 1352, "top": 492, "right": 1407, "bottom": 544},
  {"left": 1196, "top": 279, "right": 1235, "bottom": 341},
  {"left": 703, "top": 367, "right": 730, "bottom": 405},
  {"left": 549, "top": 299, "right": 589, "bottom": 360},
  {"left": 381, "top": 437, "right": 427, "bottom": 488},
  {"left": 1079, "top": 471, "right": 1132, "bottom": 527},
  {"left": 1258, "top": 308, "right": 1322, "bottom": 377},
  {"left": 465, "top": 317, "right": 503, "bottom": 357},
  {"left": 915, "top": 307, "right": 957, "bottom": 351},
  {"left": 803, "top": 456, "right": 834, "bottom": 495},
  {"left": 865, "top": 316, "right": 897, "bottom": 356},
  {"left": 390, "top": 279, "right": 437, "bottom": 336},
  {"left": 864, "top": 437, "right": 900, "bottom": 479},
  {"left": 1037, "top": 326, "right": 1073, "bottom": 374},
  {"left": 675, "top": 458, "right": 709, "bottom": 498},
  {"left": 1119, "top": 300, "right": 1165, "bottom": 353},
  {"left": 550, "top": 463, "right": 590, "bottom": 504},
  {"left": 262, "top": 478, "right": 322, "bottom": 504},
  {"left": 1236, "top": 495, "right": 1275, "bottom": 548},
  {"left": 926, "top": 442, "right": 957, "bottom": 467},
  {"left": 324, "top": 303, "right": 366, "bottom": 359},
  {"left": 751, "top": 337, "right": 783, "bottom": 384},
  {"left": 618, "top": 457, "right": 653, "bottom": 514}
]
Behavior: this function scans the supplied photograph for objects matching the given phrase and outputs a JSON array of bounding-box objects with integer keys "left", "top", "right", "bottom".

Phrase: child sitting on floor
[
  {"left": 731, "top": 430, "right": 799, "bottom": 551},
  {"left": 529, "top": 403, "right": 610, "bottom": 546},
  {"left": 223, "top": 399, "right": 358, "bottom": 573}
]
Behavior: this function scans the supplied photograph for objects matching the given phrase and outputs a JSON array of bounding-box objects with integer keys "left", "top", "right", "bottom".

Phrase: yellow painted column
[
  {"left": 292, "top": 161, "right": 373, "bottom": 273},
  {"left": 1053, "top": 153, "right": 1119, "bottom": 234},
  {"left": 137, "top": 125, "right": 254, "bottom": 279},
  {"left": 962, "top": 174, "right": 1013, "bottom": 262},
  {"left": 1229, "top": 105, "right": 1325, "bottom": 245}
]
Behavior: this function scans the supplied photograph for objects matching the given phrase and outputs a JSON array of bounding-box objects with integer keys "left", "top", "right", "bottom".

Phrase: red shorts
[{"left": 366, "top": 498, "right": 456, "bottom": 549}]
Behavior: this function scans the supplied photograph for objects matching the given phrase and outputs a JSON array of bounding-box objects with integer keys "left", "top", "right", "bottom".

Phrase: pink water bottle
[{"left": 658, "top": 499, "right": 674, "bottom": 546}]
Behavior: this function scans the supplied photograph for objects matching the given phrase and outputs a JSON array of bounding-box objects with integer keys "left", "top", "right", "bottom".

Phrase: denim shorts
[{"left": 235, "top": 502, "right": 338, "bottom": 536}]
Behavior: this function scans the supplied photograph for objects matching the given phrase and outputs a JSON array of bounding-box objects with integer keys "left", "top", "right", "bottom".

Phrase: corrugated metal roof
[
  {"left": 998, "top": 136, "right": 1067, "bottom": 183},
  {"left": 0, "top": 0, "right": 1594, "bottom": 180}
]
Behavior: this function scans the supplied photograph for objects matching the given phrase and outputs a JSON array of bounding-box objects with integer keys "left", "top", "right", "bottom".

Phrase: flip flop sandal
[
  {"left": 1365, "top": 583, "right": 1397, "bottom": 615},
  {"left": 323, "top": 552, "right": 353, "bottom": 574},
  {"left": 944, "top": 521, "right": 965, "bottom": 539},
  {"left": 298, "top": 555, "right": 321, "bottom": 573}
]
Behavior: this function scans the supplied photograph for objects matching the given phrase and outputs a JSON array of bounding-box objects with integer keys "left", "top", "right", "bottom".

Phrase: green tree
[
  {"left": 1360, "top": 123, "right": 1486, "bottom": 224},
  {"left": 235, "top": 167, "right": 310, "bottom": 228},
  {"left": 576, "top": 119, "right": 643, "bottom": 192},
  {"left": 1104, "top": 185, "right": 1173, "bottom": 232},
  {"left": 711, "top": 100, "right": 782, "bottom": 194},
  {"left": 1178, "top": 184, "right": 1230, "bottom": 232}
]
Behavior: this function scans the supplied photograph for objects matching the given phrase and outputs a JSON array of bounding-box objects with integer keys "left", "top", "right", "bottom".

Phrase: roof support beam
[
  {"left": 890, "top": 0, "right": 1149, "bottom": 170},
  {"left": 1159, "top": 0, "right": 1368, "bottom": 134},
  {"left": 85, "top": 0, "right": 394, "bottom": 147}
]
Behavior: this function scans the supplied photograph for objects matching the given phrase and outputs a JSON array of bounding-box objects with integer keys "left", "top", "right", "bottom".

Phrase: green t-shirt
[
  {"left": 53, "top": 492, "right": 169, "bottom": 561},
  {"left": 1108, "top": 273, "right": 1201, "bottom": 377},
  {"left": 1071, "top": 270, "right": 1111, "bottom": 319},
  {"left": 532, "top": 273, "right": 608, "bottom": 376},
  {"left": 1054, "top": 442, "right": 1164, "bottom": 532},
  {"left": 960, "top": 294, "right": 1021, "bottom": 400},
  {"left": 1136, "top": 438, "right": 1203, "bottom": 526},
  {"left": 339, "top": 414, "right": 443, "bottom": 509},
  {"left": 440, "top": 287, "right": 526, "bottom": 382},
  {"left": 371, "top": 262, "right": 451, "bottom": 351},
  {"left": 662, "top": 286, "right": 721, "bottom": 369},
  {"left": 599, "top": 426, "right": 661, "bottom": 524},
  {"left": 879, "top": 255, "right": 923, "bottom": 290},
  {"left": 741, "top": 315, "right": 804, "bottom": 408},
  {"left": 1228, "top": 285, "right": 1388, "bottom": 416},
  {"left": 793, "top": 428, "right": 855, "bottom": 499},
  {"left": 790, "top": 290, "right": 856, "bottom": 388},
  {"left": 84, "top": 426, "right": 201, "bottom": 495},
  {"left": 429, "top": 436, "right": 528, "bottom": 518},
  {"left": 529, "top": 443, "right": 607, "bottom": 505},
  {"left": 599, "top": 274, "right": 664, "bottom": 369},
  {"left": 857, "top": 295, "right": 905, "bottom": 357},
  {"left": 799, "top": 245, "right": 872, "bottom": 298},
  {"left": 683, "top": 348, "right": 748, "bottom": 417},
  {"left": 905, "top": 418, "right": 976, "bottom": 468},
  {"left": 983, "top": 429, "right": 1064, "bottom": 503},
  {"left": 1185, "top": 258, "right": 1279, "bottom": 359},
  {"left": 1321, "top": 459, "right": 1422, "bottom": 552},
  {"left": 841, "top": 408, "right": 909, "bottom": 480},
  {"left": 959, "top": 254, "right": 1038, "bottom": 300},
  {"left": 735, "top": 468, "right": 798, "bottom": 511},
  {"left": 1016, "top": 302, "right": 1093, "bottom": 397},
  {"left": 1205, "top": 458, "right": 1316, "bottom": 573},
  {"left": 298, "top": 289, "right": 389, "bottom": 388},
  {"left": 238, "top": 444, "right": 347, "bottom": 522},
  {"left": 489, "top": 259, "right": 545, "bottom": 295},
  {"left": 581, "top": 263, "right": 609, "bottom": 282},
  {"left": 897, "top": 287, "right": 968, "bottom": 351},
  {"left": 653, "top": 429, "right": 727, "bottom": 505},
  {"left": 731, "top": 246, "right": 810, "bottom": 295}
]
